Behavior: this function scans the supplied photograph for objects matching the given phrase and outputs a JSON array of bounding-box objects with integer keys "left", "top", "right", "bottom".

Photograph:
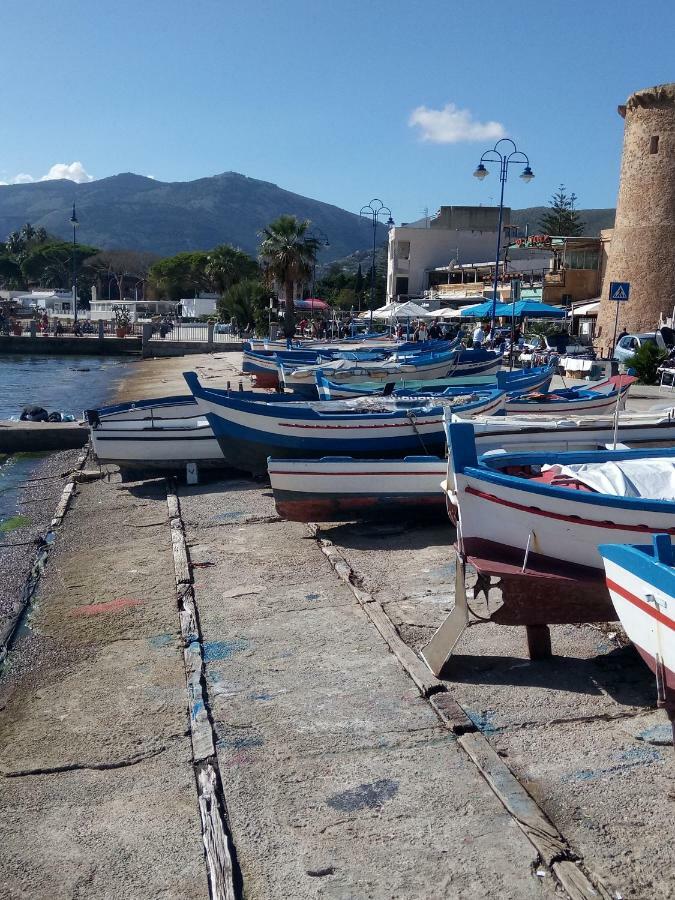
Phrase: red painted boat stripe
[
  {"left": 465, "top": 485, "right": 675, "bottom": 535},
  {"left": 607, "top": 578, "right": 675, "bottom": 631},
  {"left": 271, "top": 469, "right": 440, "bottom": 477},
  {"left": 277, "top": 419, "right": 443, "bottom": 430}
]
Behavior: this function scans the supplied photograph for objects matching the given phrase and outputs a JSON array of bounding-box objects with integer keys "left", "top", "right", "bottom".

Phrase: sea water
[{"left": 0, "top": 354, "right": 132, "bottom": 534}]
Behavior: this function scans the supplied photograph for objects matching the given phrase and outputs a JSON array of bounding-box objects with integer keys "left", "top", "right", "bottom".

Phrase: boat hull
[
  {"left": 268, "top": 457, "right": 446, "bottom": 521},
  {"left": 447, "top": 424, "right": 675, "bottom": 571},
  {"left": 599, "top": 541, "right": 675, "bottom": 712},
  {"left": 283, "top": 350, "right": 502, "bottom": 397},
  {"left": 186, "top": 373, "right": 504, "bottom": 475},
  {"left": 505, "top": 385, "right": 629, "bottom": 416}
]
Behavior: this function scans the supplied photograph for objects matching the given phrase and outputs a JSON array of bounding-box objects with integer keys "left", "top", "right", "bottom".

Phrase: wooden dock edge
[
  {"left": 166, "top": 483, "right": 238, "bottom": 900},
  {"left": 308, "top": 523, "right": 614, "bottom": 900}
]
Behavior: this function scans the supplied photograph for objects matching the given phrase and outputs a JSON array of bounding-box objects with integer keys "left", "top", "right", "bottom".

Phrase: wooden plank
[
  {"left": 429, "top": 692, "right": 476, "bottom": 735},
  {"left": 178, "top": 585, "right": 200, "bottom": 646},
  {"left": 171, "top": 524, "right": 191, "bottom": 585},
  {"left": 196, "top": 763, "right": 237, "bottom": 900},
  {"left": 552, "top": 860, "right": 613, "bottom": 900},
  {"left": 421, "top": 553, "right": 470, "bottom": 675},
  {"left": 312, "top": 532, "right": 442, "bottom": 698},
  {"left": 458, "top": 731, "right": 566, "bottom": 865},
  {"left": 184, "top": 641, "right": 215, "bottom": 762}
]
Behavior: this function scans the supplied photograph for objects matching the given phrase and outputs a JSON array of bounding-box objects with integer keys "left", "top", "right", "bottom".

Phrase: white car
[{"left": 613, "top": 331, "right": 667, "bottom": 363}]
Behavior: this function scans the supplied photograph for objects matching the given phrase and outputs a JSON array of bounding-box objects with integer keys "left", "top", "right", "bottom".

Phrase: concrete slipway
[{"left": 0, "top": 350, "right": 673, "bottom": 899}]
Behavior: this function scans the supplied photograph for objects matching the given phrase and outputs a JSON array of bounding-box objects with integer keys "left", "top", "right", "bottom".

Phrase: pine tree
[{"left": 539, "top": 185, "right": 585, "bottom": 237}]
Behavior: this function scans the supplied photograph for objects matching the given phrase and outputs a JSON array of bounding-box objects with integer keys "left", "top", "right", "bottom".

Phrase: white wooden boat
[
  {"left": 599, "top": 535, "right": 675, "bottom": 740},
  {"left": 280, "top": 348, "right": 502, "bottom": 397},
  {"left": 87, "top": 395, "right": 223, "bottom": 470},
  {"left": 268, "top": 455, "right": 447, "bottom": 521},
  {"left": 269, "top": 411, "right": 675, "bottom": 523},
  {"left": 447, "top": 421, "right": 675, "bottom": 573},
  {"left": 504, "top": 376, "right": 633, "bottom": 416}
]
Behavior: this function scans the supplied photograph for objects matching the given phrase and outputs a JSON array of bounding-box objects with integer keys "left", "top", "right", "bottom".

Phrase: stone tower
[{"left": 596, "top": 83, "right": 675, "bottom": 355}]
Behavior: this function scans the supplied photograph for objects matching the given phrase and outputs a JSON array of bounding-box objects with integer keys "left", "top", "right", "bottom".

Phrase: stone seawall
[{"left": 0, "top": 336, "right": 141, "bottom": 355}]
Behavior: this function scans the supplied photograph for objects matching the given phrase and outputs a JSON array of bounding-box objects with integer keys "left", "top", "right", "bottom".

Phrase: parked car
[{"left": 613, "top": 331, "right": 667, "bottom": 363}]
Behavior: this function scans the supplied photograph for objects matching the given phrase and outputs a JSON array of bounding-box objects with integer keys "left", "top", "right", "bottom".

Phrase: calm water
[{"left": 0, "top": 354, "right": 133, "bottom": 533}]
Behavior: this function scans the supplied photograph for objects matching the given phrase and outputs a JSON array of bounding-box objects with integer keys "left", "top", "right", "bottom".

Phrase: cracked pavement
[{"left": 0, "top": 475, "right": 207, "bottom": 900}]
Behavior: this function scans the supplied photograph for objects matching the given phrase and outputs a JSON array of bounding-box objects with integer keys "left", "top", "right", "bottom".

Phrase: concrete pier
[
  {"left": 0, "top": 351, "right": 673, "bottom": 899},
  {"left": 0, "top": 420, "right": 89, "bottom": 453}
]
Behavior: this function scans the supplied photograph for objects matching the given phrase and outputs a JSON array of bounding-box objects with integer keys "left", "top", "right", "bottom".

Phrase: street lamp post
[
  {"left": 473, "top": 139, "right": 534, "bottom": 332},
  {"left": 70, "top": 201, "right": 79, "bottom": 326},
  {"left": 307, "top": 227, "right": 330, "bottom": 298},
  {"left": 360, "top": 199, "right": 394, "bottom": 327}
]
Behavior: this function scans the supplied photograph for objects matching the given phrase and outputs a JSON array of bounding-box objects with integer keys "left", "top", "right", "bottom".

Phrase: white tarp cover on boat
[{"left": 551, "top": 459, "right": 675, "bottom": 499}]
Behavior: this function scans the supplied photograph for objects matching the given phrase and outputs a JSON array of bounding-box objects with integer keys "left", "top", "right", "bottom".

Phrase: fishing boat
[
  {"left": 599, "top": 534, "right": 675, "bottom": 740},
  {"left": 184, "top": 371, "right": 504, "bottom": 475},
  {"left": 504, "top": 376, "right": 633, "bottom": 416},
  {"left": 447, "top": 421, "right": 675, "bottom": 572},
  {"left": 281, "top": 347, "right": 503, "bottom": 397},
  {"left": 315, "top": 364, "right": 555, "bottom": 400},
  {"left": 243, "top": 339, "right": 456, "bottom": 388},
  {"left": 419, "top": 423, "right": 675, "bottom": 674},
  {"left": 446, "top": 407, "right": 675, "bottom": 484},
  {"left": 269, "top": 409, "right": 675, "bottom": 523},
  {"left": 87, "top": 396, "right": 223, "bottom": 471},
  {"left": 268, "top": 455, "right": 447, "bottom": 521}
]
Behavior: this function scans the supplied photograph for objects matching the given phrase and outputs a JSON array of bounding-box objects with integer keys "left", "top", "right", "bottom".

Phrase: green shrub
[{"left": 626, "top": 342, "right": 668, "bottom": 385}]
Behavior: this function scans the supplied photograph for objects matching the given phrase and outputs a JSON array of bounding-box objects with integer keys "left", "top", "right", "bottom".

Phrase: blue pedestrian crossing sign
[{"left": 609, "top": 281, "right": 630, "bottom": 302}]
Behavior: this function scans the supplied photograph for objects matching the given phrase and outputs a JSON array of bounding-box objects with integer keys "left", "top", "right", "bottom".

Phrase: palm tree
[
  {"left": 258, "top": 216, "right": 321, "bottom": 338},
  {"left": 5, "top": 231, "right": 26, "bottom": 257},
  {"left": 218, "top": 279, "right": 269, "bottom": 333},
  {"left": 20, "top": 223, "right": 36, "bottom": 243},
  {"left": 35, "top": 226, "right": 48, "bottom": 244},
  {"left": 206, "top": 244, "right": 258, "bottom": 294}
]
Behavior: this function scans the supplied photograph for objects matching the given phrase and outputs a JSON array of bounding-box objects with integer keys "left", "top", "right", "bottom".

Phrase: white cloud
[
  {"left": 2, "top": 161, "right": 95, "bottom": 185},
  {"left": 409, "top": 103, "right": 506, "bottom": 144},
  {"left": 39, "top": 161, "right": 94, "bottom": 183}
]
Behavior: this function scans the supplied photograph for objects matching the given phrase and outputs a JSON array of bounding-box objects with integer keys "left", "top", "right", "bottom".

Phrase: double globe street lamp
[
  {"left": 473, "top": 139, "right": 534, "bottom": 331},
  {"left": 360, "top": 199, "right": 394, "bottom": 327}
]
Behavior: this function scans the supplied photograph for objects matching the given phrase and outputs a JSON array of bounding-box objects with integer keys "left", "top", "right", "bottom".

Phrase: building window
[
  {"left": 395, "top": 276, "right": 409, "bottom": 297},
  {"left": 650, "top": 135, "right": 659, "bottom": 154},
  {"left": 396, "top": 240, "right": 410, "bottom": 260}
]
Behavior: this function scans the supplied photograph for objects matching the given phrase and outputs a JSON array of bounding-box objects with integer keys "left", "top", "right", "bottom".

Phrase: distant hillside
[
  {"left": 509, "top": 207, "right": 615, "bottom": 236},
  {"left": 0, "top": 172, "right": 386, "bottom": 262}
]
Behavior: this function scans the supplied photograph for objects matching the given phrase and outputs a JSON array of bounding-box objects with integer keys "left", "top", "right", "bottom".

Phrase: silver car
[{"left": 613, "top": 332, "right": 666, "bottom": 363}]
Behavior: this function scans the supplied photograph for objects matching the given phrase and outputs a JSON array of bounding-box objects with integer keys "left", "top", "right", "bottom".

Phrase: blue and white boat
[
  {"left": 599, "top": 535, "right": 675, "bottom": 737},
  {"left": 281, "top": 347, "right": 502, "bottom": 397},
  {"left": 505, "top": 376, "right": 633, "bottom": 416},
  {"left": 446, "top": 420, "right": 675, "bottom": 573},
  {"left": 315, "top": 363, "right": 554, "bottom": 400},
  {"left": 184, "top": 372, "right": 504, "bottom": 474},
  {"left": 87, "top": 395, "right": 223, "bottom": 470},
  {"left": 243, "top": 339, "right": 459, "bottom": 387}
]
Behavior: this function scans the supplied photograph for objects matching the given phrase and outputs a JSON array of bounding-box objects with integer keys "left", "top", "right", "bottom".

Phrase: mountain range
[{"left": 0, "top": 171, "right": 616, "bottom": 262}]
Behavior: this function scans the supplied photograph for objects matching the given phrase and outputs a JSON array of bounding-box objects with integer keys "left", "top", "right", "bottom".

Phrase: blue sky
[{"left": 2, "top": 0, "right": 674, "bottom": 221}]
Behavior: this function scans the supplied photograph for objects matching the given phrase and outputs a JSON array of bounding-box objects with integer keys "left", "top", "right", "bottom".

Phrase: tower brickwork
[{"left": 596, "top": 83, "right": 675, "bottom": 354}]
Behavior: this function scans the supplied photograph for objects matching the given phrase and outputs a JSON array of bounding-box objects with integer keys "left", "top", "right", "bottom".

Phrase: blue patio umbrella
[
  {"left": 507, "top": 300, "right": 565, "bottom": 318},
  {"left": 460, "top": 301, "right": 498, "bottom": 318}
]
